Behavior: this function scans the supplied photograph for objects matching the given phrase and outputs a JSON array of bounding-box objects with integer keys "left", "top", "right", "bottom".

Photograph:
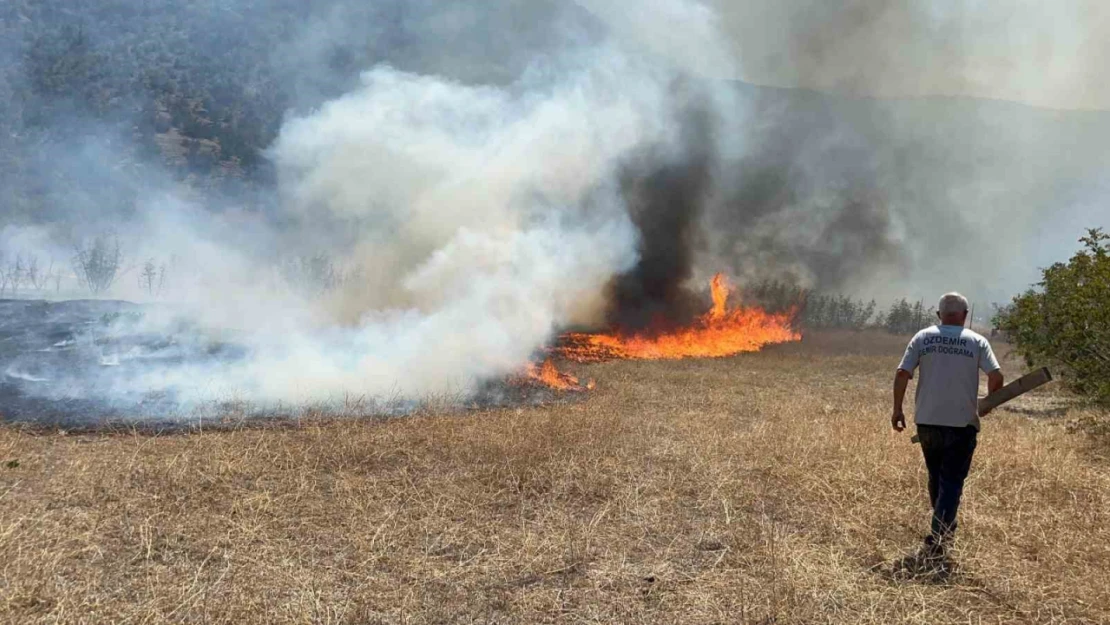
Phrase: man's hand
[
  {"left": 891, "top": 408, "right": 906, "bottom": 432},
  {"left": 892, "top": 369, "right": 912, "bottom": 433},
  {"left": 979, "top": 370, "right": 1005, "bottom": 417}
]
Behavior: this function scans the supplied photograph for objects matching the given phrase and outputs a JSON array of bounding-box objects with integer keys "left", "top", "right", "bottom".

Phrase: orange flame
[
  {"left": 556, "top": 273, "right": 800, "bottom": 362},
  {"left": 520, "top": 359, "right": 592, "bottom": 392},
  {"left": 708, "top": 272, "right": 728, "bottom": 321}
]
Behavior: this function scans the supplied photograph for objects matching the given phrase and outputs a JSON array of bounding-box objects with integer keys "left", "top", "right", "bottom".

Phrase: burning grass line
[{"left": 555, "top": 273, "right": 800, "bottom": 363}]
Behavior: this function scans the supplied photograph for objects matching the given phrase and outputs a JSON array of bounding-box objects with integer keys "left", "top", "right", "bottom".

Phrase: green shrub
[{"left": 996, "top": 228, "right": 1110, "bottom": 403}]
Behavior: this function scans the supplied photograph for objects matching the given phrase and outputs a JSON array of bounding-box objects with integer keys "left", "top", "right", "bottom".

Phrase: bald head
[{"left": 937, "top": 292, "right": 969, "bottom": 326}]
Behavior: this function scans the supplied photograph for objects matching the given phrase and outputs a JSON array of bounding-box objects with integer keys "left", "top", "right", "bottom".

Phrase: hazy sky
[{"left": 585, "top": 0, "right": 1110, "bottom": 111}]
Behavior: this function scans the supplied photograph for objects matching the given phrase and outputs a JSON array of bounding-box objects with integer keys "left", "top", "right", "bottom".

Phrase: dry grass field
[{"left": 1, "top": 331, "right": 1108, "bottom": 624}]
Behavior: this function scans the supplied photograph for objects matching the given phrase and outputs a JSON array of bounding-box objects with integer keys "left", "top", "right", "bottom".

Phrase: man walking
[{"left": 892, "top": 292, "right": 1003, "bottom": 567}]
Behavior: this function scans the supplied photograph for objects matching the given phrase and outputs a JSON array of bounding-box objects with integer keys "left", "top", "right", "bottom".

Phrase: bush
[
  {"left": 996, "top": 228, "right": 1110, "bottom": 403},
  {"left": 72, "top": 235, "right": 124, "bottom": 296}
]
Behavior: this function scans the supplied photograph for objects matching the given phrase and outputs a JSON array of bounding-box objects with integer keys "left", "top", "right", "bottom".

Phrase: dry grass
[{"left": 1, "top": 331, "right": 1108, "bottom": 624}]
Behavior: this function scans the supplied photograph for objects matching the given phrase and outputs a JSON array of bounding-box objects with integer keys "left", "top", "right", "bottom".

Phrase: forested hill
[
  {"left": 3, "top": 1, "right": 301, "bottom": 208},
  {"left": 0, "top": 0, "right": 576, "bottom": 222}
]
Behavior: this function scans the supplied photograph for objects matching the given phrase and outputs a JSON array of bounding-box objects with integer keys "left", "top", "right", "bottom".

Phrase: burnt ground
[
  {"left": 0, "top": 299, "right": 248, "bottom": 428},
  {"left": 0, "top": 299, "right": 581, "bottom": 430}
]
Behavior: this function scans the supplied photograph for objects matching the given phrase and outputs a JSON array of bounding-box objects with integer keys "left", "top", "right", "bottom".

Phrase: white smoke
[
  {"left": 705, "top": 0, "right": 1110, "bottom": 111},
  {"left": 63, "top": 4, "right": 739, "bottom": 408}
]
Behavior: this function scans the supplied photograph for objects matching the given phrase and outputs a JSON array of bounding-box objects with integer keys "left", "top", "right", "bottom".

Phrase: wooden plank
[
  {"left": 977, "top": 367, "right": 1052, "bottom": 416},
  {"left": 909, "top": 368, "right": 1052, "bottom": 444}
]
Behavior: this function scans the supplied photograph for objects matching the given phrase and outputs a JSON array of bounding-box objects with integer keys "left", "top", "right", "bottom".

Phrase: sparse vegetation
[
  {"left": 138, "top": 258, "right": 167, "bottom": 297},
  {"left": 279, "top": 253, "right": 363, "bottom": 295},
  {"left": 72, "top": 234, "right": 124, "bottom": 296},
  {"left": 1, "top": 333, "right": 1106, "bottom": 623},
  {"left": 997, "top": 228, "right": 1110, "bottom": 403},
  {"left": 0, "top": 254, "right": 24, "bottom": 297},
  {"left": 24, "top": 256, "right": 51, "bottom": 292},
  {"left": 0, "top": 253, "right": 65, "bottom": 297}
]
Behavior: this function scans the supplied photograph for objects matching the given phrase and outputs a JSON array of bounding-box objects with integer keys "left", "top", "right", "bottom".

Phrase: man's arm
[
  {"left": 892, "top": 369, "right": 912, "bottom": 432},
  {"left": 892, "top": 333, "right": 921, "bottom": 433},
  {"left": 987, "top": 370, "right": 1004, "bottom": 393},
  {"left": 978, "top": 337, "right": 1004, "bottom": 416},
  {"left": 980, "top": 370, "right": 1005, "bottom": 416}
]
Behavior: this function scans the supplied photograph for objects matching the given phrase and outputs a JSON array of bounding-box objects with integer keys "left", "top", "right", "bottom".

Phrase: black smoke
[
  {"left": 602, "top": 81, "right": 908, "bottom": 330},
  {"left": 605, "top": 87, "right": 716, "bottom": 331},
  {"left": 705, "top": 84, "right": 905, "bottom": 291}
]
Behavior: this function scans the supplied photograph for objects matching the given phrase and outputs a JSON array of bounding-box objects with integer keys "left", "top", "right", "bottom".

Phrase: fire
[
  {"left": 556, "top": 273, "right": 800, "bottom": 362},
  {"left": 708, "top": 272, "right": 728, "bottom": 321},
  {"left": 514, "top": 273, "right": 798, "bottom": 391},
  {"left": 520, "top": 359, "right": 592, "bottom": 392}
]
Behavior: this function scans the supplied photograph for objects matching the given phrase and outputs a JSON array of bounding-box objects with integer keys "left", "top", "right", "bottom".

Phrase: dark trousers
[{"left": 916, "top": 424, "right": 978, "bottom": 540}]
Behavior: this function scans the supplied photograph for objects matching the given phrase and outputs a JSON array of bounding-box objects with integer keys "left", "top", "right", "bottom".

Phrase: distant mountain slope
[{"left": 2, "top": 0, "right": 1106, "bottom": 299}]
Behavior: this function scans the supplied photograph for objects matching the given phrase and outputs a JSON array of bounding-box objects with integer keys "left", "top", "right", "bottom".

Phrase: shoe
[
  {"left": 891, "top": 536, "right": 953, "bottom": 581},
  {"left": 922, "top": 534, "right": 946, "bottom": 557}
]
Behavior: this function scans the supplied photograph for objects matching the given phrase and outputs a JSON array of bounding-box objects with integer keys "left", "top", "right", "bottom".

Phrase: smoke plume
[
  {"left": 0, "top": 0, "right": 748, "bottom": 414},
  {"left": 0, "top": 0, "right": 1107, "bottom": 420}
]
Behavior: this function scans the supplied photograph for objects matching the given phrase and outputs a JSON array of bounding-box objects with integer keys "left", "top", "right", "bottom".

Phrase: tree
[
  {"left": 138, "top": 258, "right": 166, "bottom": 296},
  {"left": 860, "top": 299, "right": 877, "bottom": 327},
  {"left": 277, "top": 253, "right": 365, "bottom": 295},
  {"left": 24, "top": 256, "right": 51, "bottom": 291},
  {"left": 996, "top": 228, "right": 1110, "bottom": 403},
  {"left": 72, "top": 235, "right": 124, "bottom": 296},
  {"left": 884, "top": 299, "right": 912, "bottom": 334},
  {"left": 0, "top": 255, "right": 26, "bottom": 297}
]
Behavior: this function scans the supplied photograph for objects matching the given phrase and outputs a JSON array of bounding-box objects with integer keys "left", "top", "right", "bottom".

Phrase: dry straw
[{"left": 1, "top": 332, "right": 1107, "bottom": 623}]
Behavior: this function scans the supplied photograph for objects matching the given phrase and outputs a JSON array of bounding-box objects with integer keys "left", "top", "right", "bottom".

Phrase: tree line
[
  {"left": 0, "top": 238, "right": 363, "bottom": 300},
  {"left": 743, "top": 280, "right": 937, "bottom": 335}
]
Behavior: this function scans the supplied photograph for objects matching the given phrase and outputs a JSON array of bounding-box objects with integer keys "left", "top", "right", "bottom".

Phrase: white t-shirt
[{"left": 898, "top": 325, "right": 1001, "bottom": 429}]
